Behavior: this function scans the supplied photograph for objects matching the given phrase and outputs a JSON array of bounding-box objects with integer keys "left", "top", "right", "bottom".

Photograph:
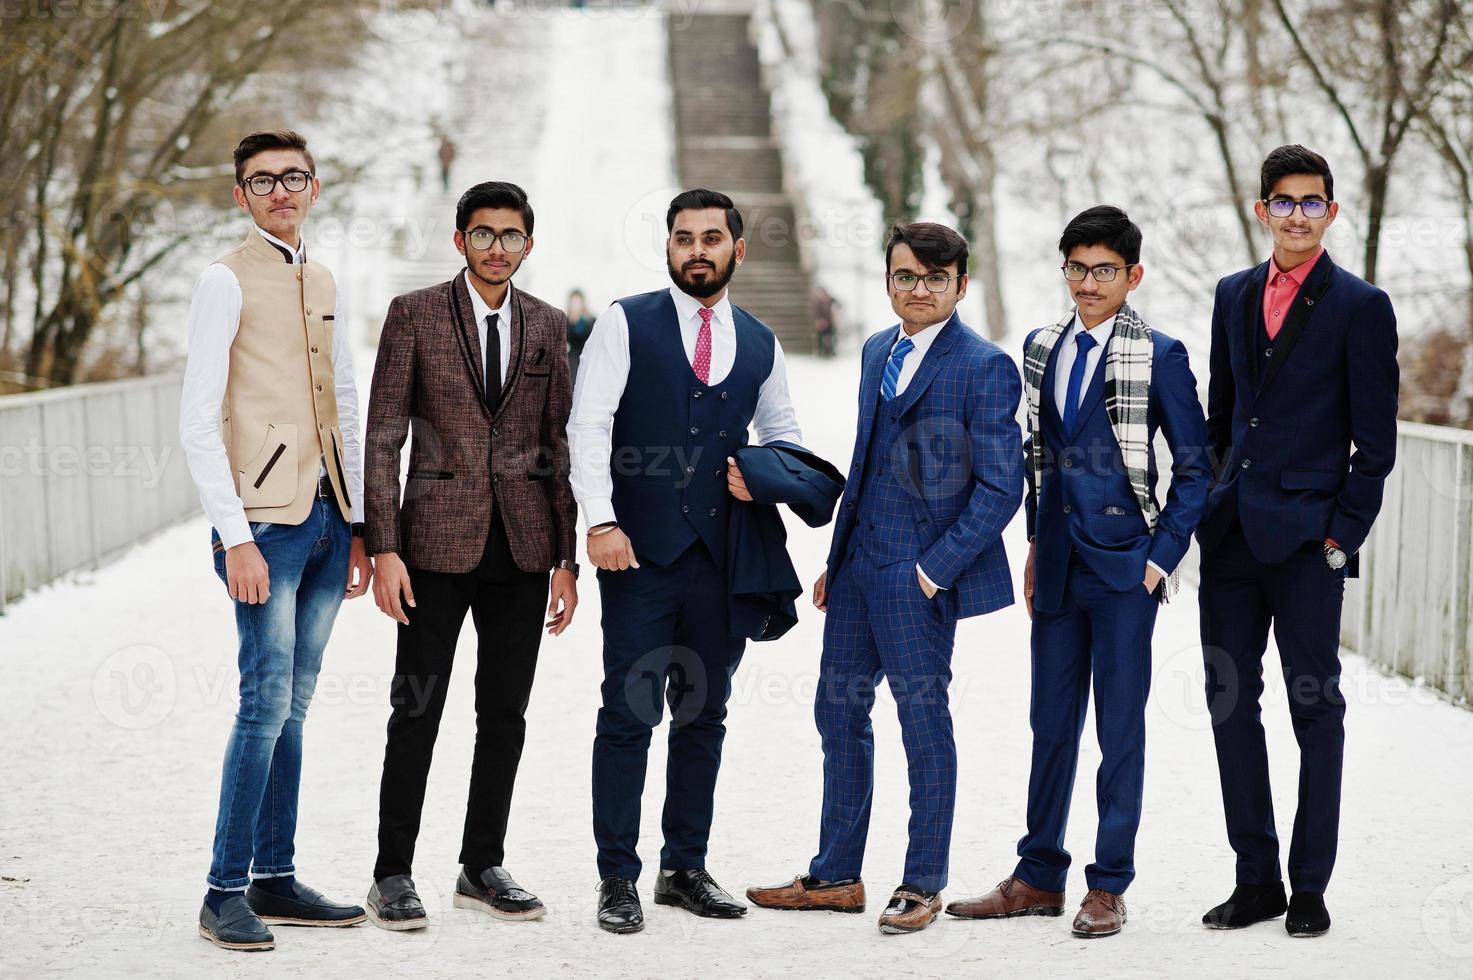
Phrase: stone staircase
[{"left": 667, "top": 12, "right": 816, "bottom": 353}]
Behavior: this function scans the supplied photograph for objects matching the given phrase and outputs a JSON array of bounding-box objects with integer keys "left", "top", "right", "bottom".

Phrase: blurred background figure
[
  {"left": 566, "top": 288, "right": 595, "bottom": 381},
  {"left": 812, "top": 285, "right": 838, "bottom": 359},
  {"left": 437, "top": 135, "right": 457, "bottom": 193}
]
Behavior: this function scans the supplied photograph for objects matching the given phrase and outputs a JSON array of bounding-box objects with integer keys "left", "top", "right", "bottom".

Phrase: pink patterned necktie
[{"left": 693, "top": 306, "right": 713, "bottom": 384}]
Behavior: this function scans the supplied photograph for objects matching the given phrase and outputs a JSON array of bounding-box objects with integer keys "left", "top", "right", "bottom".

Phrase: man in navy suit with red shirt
[{"left": 1196, "top": 145, "right": 1398, "bottom": 939}]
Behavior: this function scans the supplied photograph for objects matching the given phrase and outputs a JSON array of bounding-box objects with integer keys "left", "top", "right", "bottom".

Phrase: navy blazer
[
  {"left": 1023, "top": 325, "right": 1212, "bottom": 611},
  {"left": 825, "top": 314, "right": 1025, "bottom": 620},
  {"left": 1195, "top": 250, "right": 1399, "bottom": 567},
  {"left": 727, "top": 441, "right": 845, "bottom": 641}
]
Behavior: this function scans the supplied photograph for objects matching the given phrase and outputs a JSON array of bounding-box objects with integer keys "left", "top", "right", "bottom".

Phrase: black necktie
[{"left": 485, "top": 312, "right": 501, "bottom": 408}]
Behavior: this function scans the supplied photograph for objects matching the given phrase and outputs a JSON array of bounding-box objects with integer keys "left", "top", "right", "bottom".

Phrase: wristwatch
[
  {"left": 1323, "top": 542, "right": 1347, "bottom": 571},
  {"left": 556, "top": 559, "right": 581, "bottom": 578}
]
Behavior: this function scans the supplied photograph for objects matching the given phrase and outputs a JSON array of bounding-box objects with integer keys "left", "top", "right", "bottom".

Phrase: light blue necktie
[
  {"left": 881, "top": 336, "right": 915, "bottom": 401},
  {"left": 1062, "top": 330, "right": 1098, "bottom": 434}
]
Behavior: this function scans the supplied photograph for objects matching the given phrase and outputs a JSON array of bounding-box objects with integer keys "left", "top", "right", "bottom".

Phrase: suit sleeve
[
  {"left": 364, "top": 296, "right": 414, "bottom": 556},
  {"left": 1328, "top": 289, "right": 1399, "bottom": 554},
  {"left": 918, "top": 347, "right": 1025, "bottom": 589},
  {"left": 1146, "top": 337, "right": 1213, "bottom": 574},
  {"left": 542, "top": 310, "right": 579, "bottom": 565},
  {"left": 1205, "top": 277, "right": 1235, "bottom": 481}
]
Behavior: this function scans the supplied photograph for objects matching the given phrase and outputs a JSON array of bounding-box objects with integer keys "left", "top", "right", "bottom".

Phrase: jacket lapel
[
  {"left": 1257, "top": 250, "right": 1335, "bottom": 396},
  {"left": 855, "top": 326, "right": 893, "bottom": 454},
  {"left": 449, "top": 272, "right": 490, "bottom": 414},
  {"left": 888, "top": 314, "right": 958, "bottom": 418},
  {"left": 1240, "top": 260, "right": 1269, "bottom": 387}
]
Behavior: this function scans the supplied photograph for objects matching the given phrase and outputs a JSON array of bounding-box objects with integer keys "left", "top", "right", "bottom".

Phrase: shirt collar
[
  {"left": 1069, "top": 311, "right": 1117, "bottom": 348},
  {"left": 1268, "top": 245, "right": 1324, "bottom": 286},
  {"left": 892, "top": 316, "right": 947, "bottom": 356},
  {"left": 669, "top": 285, "right": 730, "bottom": 331},
  {"left": 466, "top": 275, "right": 514, "bottom": 330},
  {"left": 255, "top": 226, "right": 305, "bottom": 264}
]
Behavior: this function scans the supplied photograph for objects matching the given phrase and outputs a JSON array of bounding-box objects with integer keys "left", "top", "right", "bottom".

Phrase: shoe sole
[
  {"left": 944, "top": 905, "right": 1064, "bottom": 920},
  {"left": 452, "top": 892, "right": 548, "bottom": 921},
  {"left": 746, "top": 898, "right": 866, "bottom": 914},
  {"left": 365, "top": 905, "right": 429, "bottom": 931},
  {"left": 653, "top": 892, "right": 747, "bottom": 917},
  {"left": 1072, "top": 926, "right": 1123, "bottom": 938},
  {"left": 256, "top": 913, "right": 367, "bottom": 928},
  {"left": 598, "top": 918, "right": 645, "bottom": 934},
  {"left": 1287, "top": 926, "right": 1329, "bottom": 938},
  {"left": 198, "top": 924, "right": 274, "bottom": 951},
  {"left": 1203, "top": 912, "right": 1286, "bottom": 930}
]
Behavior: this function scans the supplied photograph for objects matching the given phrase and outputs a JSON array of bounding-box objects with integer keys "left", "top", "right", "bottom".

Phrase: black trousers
[
  {"left": 374, "top": 513, "right": 547, "bottom": 880},
  {"left": 1199, "top": 518, "right": 1347, "bottom": 894}
]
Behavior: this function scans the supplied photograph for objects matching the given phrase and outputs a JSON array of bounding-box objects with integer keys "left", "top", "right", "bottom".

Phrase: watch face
[{"left": 1325, "top": 547, "right": 1347, "bottom": 570}]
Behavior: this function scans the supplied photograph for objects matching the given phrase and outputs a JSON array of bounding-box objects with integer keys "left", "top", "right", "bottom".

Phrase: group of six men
[{"left": 180, "top": 130, "right": 1398, "bottom": 951}]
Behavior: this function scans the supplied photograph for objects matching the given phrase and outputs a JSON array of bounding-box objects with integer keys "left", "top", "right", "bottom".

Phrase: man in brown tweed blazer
[{"left": 362, "top": 181, "right": 578, "bottom": 930}]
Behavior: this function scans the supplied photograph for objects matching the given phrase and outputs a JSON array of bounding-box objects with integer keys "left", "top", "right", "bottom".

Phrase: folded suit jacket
[{"left": 726, "top": 440, "right": 846, "bottom": 641}]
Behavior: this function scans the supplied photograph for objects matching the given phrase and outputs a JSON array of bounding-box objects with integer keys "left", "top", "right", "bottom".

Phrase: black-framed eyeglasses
[
  {"left": 1264, "top": 197, "right": 1330, "bottom": 219},
  {"left": 465, "top": 228, "right": 528, "bottom": 252},
  {"left": 1061, "top": 262, "right": 1136, "bottom": 283},
  {"left": 890, "top": 272, "right": 955, "bottom": 292},
  {"left": 241, "top": 170, "right": 312, "bottom": 196}
]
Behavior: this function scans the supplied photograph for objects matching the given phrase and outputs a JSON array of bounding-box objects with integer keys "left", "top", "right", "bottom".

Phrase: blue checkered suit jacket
[{"left": 825, "top": 314, "right": 1025, "bottom": 619}]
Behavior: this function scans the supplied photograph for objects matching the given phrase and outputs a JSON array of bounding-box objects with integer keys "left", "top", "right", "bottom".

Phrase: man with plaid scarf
[{"left": 947, "top": 206, "right": 1211, "bottom": 938}]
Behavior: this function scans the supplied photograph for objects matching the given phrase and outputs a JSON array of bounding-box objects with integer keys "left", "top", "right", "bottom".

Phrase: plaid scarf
[{"left": 1022, "top": 302, "right": 1177, "bottom": 603}]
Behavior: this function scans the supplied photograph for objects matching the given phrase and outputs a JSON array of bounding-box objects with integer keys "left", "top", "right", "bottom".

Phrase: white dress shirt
[
  {"left": 1052, "top": 312, "right": 1116, "bottom": 417},
  {"left": 568, "top": 285, "right": 803, "bottom": 530},
  {"left": 1048, "top": 310, "right": 1164, "bottom": 580},
  {"left": 886, "top": 318, "right": 948, "bottom": 592},
  {"left": 466, "top": 274, "right": 513, "bottom": 386},
  {"left": 178, "top": 226, "right": 364, "bottom": 550}
]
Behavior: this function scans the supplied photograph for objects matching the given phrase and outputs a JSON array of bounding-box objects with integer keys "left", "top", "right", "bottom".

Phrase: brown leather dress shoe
[
  {"left": 745, "top": 874, "right": 866, "bottom": 913},
  {"left": 1071, "top": 888, "right": 1126, "bottom": 938},
  {"left": 877, "top": 885, "right": 942, "bottom": 934},
  {"left": 945, "top": 875, "right": 1065, "bottom": 919}
]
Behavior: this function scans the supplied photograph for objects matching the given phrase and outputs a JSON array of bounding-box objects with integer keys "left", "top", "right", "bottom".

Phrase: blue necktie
[
  {"left": 1062, "top": 331, "right": 1098, "bottom": 434},
  {"left": 881, "top": 336, "right": 915, "bottom": 401}
]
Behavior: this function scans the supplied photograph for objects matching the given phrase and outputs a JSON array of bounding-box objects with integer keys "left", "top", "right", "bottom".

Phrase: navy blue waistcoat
[
  {"left": 849, "top": 389, "right": 923, "bottom": 565},
  {"left": 610, "top": 289, "right": 775, "bottom": 567}
]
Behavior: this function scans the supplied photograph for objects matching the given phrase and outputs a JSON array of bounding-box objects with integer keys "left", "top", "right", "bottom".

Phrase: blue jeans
[{"left": 205, "top": 493, "right": 350, "bottom": 890}]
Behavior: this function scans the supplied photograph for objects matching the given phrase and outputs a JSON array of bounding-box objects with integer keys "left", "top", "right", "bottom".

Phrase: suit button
[
  {"left": 492, "top": 427, "right": 500, "bottom": 437},
  {"left": 492, "top": 475, "right": 499, "bottom": 485},
  {"left": 720, "top": 392, "right": 728, "bottom": 400},
  {"left": 305, "top": 307, "right": 312, "bottom": 315},
  {"left": 311, "top": 346, "right": 319, "bottom": 354},
  {"left": 1241, "top": 458, "right": 1252, "bottom": 469},
  {"left": 682, "top": 505, "right": 690, "bottom": 514},
  {"left": 690, "top": 426, "right": 699, "bottom": 435},
  {"left": 686, "top": 465, "right": 695, "bottom": 475},
  {"left": 1249, "top": 417, "right": 1259, "bottom": 427},
  {"left": 1265, "top": 348, "right": 1274, "bottom": 358},
  {"left": 846, "top": 501, "right": 855, "bottom": 509},
  {"left": 716, "top": 469, "right": 723, "bottom": 478},
  {"left": 314, "top": 384, "right": 322, "bottom": 392},
  {"left": 708, "top": 507, "right": 717, "bottom": 517},
  {"left": 1063, "top": 504, "right": 1073, "bottom": 514},
  {"left": 1062, "top": 457, "right": 1074, "bottom": 469},
  {"left": 693, "top": 390, "right": 702, "bottom": 399},
  {"left": 719, "top": 430, "right": 727, "bottom": 438}
]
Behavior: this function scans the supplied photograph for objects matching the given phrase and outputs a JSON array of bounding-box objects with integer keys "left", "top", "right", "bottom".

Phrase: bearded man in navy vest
[
  {"left": 568, "top": 189, "right": 805, "bottom": 933},
  {"left": 1196, "top": 145, "right": 1398, "bottom": 938}
]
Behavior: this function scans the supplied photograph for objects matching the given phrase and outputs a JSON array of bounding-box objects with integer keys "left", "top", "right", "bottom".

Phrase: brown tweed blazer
[{"left": 365, "top": 273, "right": 577, "bottom": 574}]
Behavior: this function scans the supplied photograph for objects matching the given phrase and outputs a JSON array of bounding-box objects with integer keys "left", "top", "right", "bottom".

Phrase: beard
[
  {"left": 468, "top": 252, "right": 520, "bottom": 287},
  {"left": 669, "top": 252, "right": 737, "bottom": 299}
]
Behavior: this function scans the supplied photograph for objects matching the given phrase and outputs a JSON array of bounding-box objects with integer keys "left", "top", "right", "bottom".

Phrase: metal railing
[{"left": 0, "top": 374, "right": 199, "bottom": 610}]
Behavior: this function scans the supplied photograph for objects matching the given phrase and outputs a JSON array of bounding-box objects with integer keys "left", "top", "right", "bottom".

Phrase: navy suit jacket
[
  {"left": 825, "top": 314, "right": 1025, "bottom": 620},
  {"left": 1195, "top": 250, "right": 1399, "bottom": 567},
  {"left": 727, "top": 441, "right": 845, "bottom": 641},
  {"left": 1023, "top": 325, "right": 1212, "bottom": 612}
]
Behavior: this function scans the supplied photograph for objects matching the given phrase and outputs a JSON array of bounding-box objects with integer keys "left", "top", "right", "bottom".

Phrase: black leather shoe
[
  {"left": 1286, "top": 892, "right": 1331, "bottom": 937},
  {"left": 199, "top": 894, "right": 274, "bottom": 951},
  {"left": 366, "top": 874, "right": 428, "bottom": 931},
  {"left": 246, "top": 880, "right": 366, "bottom": 927},
  {"left": 454, "top": 866, "right": 546, "bottom": 920},
  {"left": 597, "top": 877, "right": 645, "bottom": 934},
  {"left": 1202, "top": 882, "right": 1288, "bottom": 929},
  {"left": 653, "top": 868, "right": 748, "bottom": 919}
]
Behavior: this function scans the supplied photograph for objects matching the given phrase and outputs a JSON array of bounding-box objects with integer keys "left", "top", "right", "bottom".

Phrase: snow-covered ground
[{"left": 5, "top": 3, "right": 1473, "bottom": 978}]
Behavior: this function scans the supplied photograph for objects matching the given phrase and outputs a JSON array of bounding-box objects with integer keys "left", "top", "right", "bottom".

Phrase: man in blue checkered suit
[{"left": 747, "top": 222, "right": 1024, "bottom": 935}]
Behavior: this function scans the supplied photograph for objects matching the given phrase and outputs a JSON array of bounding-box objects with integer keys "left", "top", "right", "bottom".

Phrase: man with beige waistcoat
[{"left": 179, "top": 130, "right": 373, "bottom": 951}]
